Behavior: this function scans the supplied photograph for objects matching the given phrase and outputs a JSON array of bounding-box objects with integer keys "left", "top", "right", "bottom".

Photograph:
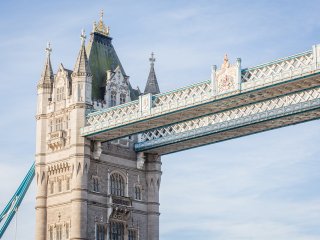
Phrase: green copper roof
[{"left": 86, "top": 32, "right": 125, "bottom": 100}]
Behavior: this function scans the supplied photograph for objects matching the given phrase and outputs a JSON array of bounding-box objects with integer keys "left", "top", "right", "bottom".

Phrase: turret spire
[
  {"left": 144, "top": 52, "right": 160, "bottom": 95},
  {"left": 39, "top": 42, "right": 54, "bottom": 84},
  {"left": 73, "top": 30, "right": 91, "bottom": 76}
]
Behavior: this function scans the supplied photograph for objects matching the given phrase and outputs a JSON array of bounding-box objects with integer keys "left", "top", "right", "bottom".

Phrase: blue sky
[{"left": 0, "top": 0, "right": 320, "bottom": 239}]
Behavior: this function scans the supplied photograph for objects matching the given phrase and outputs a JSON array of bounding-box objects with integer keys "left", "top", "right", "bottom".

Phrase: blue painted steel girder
[{"left": 0, "top": 163, "right": 35, "bottom": 238}]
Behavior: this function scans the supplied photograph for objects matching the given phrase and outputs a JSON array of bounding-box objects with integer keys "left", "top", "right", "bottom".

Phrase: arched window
[
  {"left": 110, "top": 173, "right": 125, "bottom": 196},
  {"left": 120, "top": 93, "right": 126, "bottom": 104},
  {"left": 135, "top": 186, "right": 141, "bottom": 200},
  {"left": 111, "top": 91, "right": 117, "bottom": 107},
  {"left": 110, "top": 222, "right": 124, "bottom": 240}
]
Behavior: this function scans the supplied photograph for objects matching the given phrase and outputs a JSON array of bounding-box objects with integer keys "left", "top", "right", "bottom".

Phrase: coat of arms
[{"left": 215, "top": 54, "right": 237, "bottom": 94}]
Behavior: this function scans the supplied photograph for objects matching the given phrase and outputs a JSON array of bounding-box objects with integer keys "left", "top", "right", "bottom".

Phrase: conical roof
[{"left": 144, "top": 53, "right": 160, "bottom": 95}]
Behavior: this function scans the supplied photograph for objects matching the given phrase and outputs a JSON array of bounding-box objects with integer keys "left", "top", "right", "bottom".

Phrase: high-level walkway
[{"left": 81, "top": 45, "right": 320, "bottom": 154}]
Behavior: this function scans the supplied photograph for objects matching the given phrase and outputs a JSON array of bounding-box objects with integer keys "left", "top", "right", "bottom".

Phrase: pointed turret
[
  {"left": 73, "top": 29, "right": 91, "bottom": 77},
  {"left": 72, "top": 30, "right": 92, "bottom": 104},
  {"left": 144, "top": 52, "right": 160, "bottom": 95},
  {"left": 39, "top": 42, "right": 54, "bottom": 85}
]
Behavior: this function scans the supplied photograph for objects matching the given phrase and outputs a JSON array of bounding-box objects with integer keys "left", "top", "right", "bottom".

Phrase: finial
[
  {"left": 224, "top": 53, "right": 228, "bottom": 63},
  {"left": 100, "top": 9, "right": 104, "bottom": 21},
  {"left": 149, "top": 52, "right": 156, "bottom": 65},
  {"left": 222, "top": 53, "right": 230, "bottom": 68},
  {"left": 80, "top": 29, "right": 86, "bottom": 45},
  {"left": 92, "top": 10, "right": 110, "bottom": 36},
  {"left": 45, "top": 42, "right": 52, "bottom": 56}
]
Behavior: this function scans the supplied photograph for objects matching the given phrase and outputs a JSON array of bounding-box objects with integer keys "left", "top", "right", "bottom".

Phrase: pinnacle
[
  {"left": 144, "top": 52, "right": 160, "bottom": 95},
  {"left": 73, "top": 30, "right": 91, "bottom": 77},
  {"left": 39, "top": 42, "right": 53, "bottom": 84}
]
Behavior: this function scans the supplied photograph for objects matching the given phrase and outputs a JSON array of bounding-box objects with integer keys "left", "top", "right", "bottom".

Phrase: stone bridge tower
[{"left": 35, "top": 14, "right": 161, "bottom": 240}]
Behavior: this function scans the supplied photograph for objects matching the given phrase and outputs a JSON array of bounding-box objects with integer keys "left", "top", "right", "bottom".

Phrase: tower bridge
[{"left": 1, "top": 13, "right": 320, "bottom": 240}]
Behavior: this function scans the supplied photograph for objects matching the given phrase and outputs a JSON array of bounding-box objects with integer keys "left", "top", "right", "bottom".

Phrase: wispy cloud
[{"left": 1, "top": 1, "right": 320, "bottom": 239}]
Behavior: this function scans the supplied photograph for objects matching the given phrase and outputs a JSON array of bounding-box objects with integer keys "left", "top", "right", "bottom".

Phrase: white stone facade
[{"left": 35, "top": 16, "right": 161, "bottom": 240}]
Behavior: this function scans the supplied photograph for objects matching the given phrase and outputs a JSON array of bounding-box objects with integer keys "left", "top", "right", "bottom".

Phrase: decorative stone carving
[
  {"left": 92, "top": 141, "right": 102, "bottom": 159},
  {"left": 215, "top": 54, "right": 237, "bottom": 94},
  {"left": 137, "top": 152, "right": 145, "bottom": 169},
  {"left": 110, "top": 196, "right": 132, "bottom": 221}
]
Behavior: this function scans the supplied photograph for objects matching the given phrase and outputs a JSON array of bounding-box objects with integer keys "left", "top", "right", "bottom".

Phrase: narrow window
[
  {"left": 95, "top": 224, "right": 105, "bottom": 240},
  {"left": 50, "top": 181, "right": 54, "bottom": 194},
  {"left": 93, "top": 177, "right": 99, "bottom": 192},
  {"left": 55, "top": 118, "right": 63, "bottom": 131},
  {"left": 120, "top": 93, "right": 126, "bottom": 104},
  {"left": 58, "top": 179, "right": 62, "bottom": 192},
  {"left": 57, "top": 87, "right": 65, "bottom": 101},
  {"left": 110, "top": 91, "right": 117, "bottom": 107},
  {"left": 49, "top": 120, "right": 54, "bottom": 132},
  {"left": 56, "top": 225, "right": 62, "bottom": 240},
  {"left": 66, "top": 223, "right": 70, "bottom": 239},
  {"left": 66, "top": 178, "right": 70, "bottom": 190},
  {"left": 110, "top": 222, "right": 124, "bottom": 240},
  {"left": 135, "top": 186, "right": 141, "bottom": 200},
  {"left": 128, "top": 229, "right": 137, "bottom": 240},
  {"left": 110, "top": 173, "right": 125, "bottom": 196},
  {"left": 49, "top": 226, "right": 53, "bottom": 240}
]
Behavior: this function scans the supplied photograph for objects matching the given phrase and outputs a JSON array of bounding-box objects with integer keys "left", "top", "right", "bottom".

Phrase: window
[
  {"left": 120, "top": 93, "right": 126, "bottom": 104},
  {"left": 55, "top": 118, "right": 63, "bottom": 131},
  {"left": 58, "top": 179, "right": 62, "bottom": 192},
  {"left": 66, "top": 223, "right": 70, "bottom": 239},
  {"left": 96, "top": 224, "right": 105, "bottom": 240},
  {"left": 57, "top": 87, "right": 64, "bottom": 101},
  {"left": 110, "top": 222, "right": 124, "bottom": 240},
  {"left": 56, "top": 225, "right": 62, "bottom": 240},
  {"left": 110, "top": 173, "right": 125, "bottom": 196},
  {"left": 49, "top": 226, "right": 53, "bottom": 240},
  {"left": 66, "top": 178, "right": 70, "bottom": 191},
  {"left": 135, "top": 186, "right": 141, "bottom": 200},
  {"left": 50, "top": 181, "right": 54, "bottom": 194},
  {"left": 93, "top": 177, "right": 99, "bottom": 192},
  {"left": 49, "top": 120, "right": 54, "bottom": 132},
  {"left": 128, "top": 229, "right": 137, "bottom": 240},
  {"left": 111, "top": 91, "right": 117, "bottom": 107}
]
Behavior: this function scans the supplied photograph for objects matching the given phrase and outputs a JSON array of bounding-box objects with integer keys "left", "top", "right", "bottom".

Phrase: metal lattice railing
[
  {"left": 82, "top": 46, "right": 319, "bottom": 136},
  {"left": 151, "top": 80, "right": 212, "bottom": 113},
  {"left": 136, "top": 87, "right": 320, "bottom": 149},
  {"left": 241, "top": 50, "right": 314, "bottom": 90}
]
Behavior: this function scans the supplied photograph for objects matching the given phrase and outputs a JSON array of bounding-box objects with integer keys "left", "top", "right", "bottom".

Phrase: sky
[{"left": 0, "top": 0, "right": 320, "bottom": 239}]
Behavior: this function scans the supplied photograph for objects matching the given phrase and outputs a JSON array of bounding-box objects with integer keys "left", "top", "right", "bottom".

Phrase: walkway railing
[{"left": 81, "top": 45, "right": 320, "bottom": 137}]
